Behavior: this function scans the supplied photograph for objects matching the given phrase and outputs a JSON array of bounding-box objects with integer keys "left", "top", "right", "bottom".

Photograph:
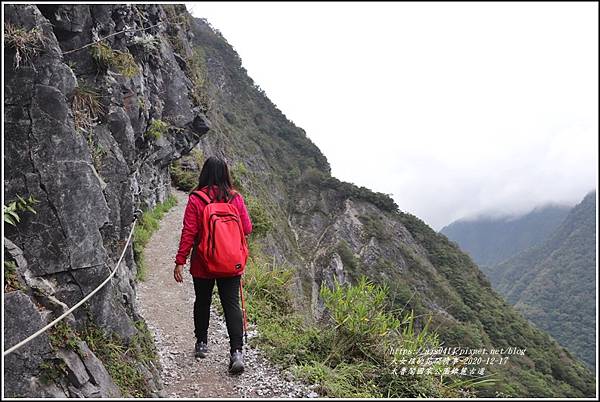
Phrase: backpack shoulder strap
[{"left": 190, "top": 190, "right": 212, "bottom": 205}]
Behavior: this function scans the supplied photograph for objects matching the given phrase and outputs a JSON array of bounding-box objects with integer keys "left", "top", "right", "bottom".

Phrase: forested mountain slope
[
  {"left": 441, "top": 205, "right": 570, "bottom": 271},
  {"left": 491, "top": 191, "right": 596, "bottom": 369}
]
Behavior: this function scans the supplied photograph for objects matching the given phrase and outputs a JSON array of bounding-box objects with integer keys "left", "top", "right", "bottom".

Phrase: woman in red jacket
[{"left": 173, "top": 156, "right": 252, "bottom": 374}]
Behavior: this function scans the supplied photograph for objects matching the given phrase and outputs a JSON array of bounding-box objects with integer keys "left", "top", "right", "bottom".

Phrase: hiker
[{"left": 173, "top": 156, "right": 253, "bottom": 374}]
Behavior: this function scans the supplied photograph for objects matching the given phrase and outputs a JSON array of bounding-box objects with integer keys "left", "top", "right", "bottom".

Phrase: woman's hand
[{"left": 174, "top": 264, "right": 184, "bottom": 283}]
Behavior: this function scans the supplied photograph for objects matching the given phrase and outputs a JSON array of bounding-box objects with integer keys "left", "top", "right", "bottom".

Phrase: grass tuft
[
  {"left": 4, "top": 22, "right": 45, "bottom": 68},
  {"left": 90, "top": 41, "right": 140, "bottom": 78},
  {"left": 48, "top": 321, "right": 81, "bottom": 355},
  {"left": 145, "top": 119, "right": 169, "bottom": 140},
  {"left": 72, "top": 84, "right": 106, "bottom": 134},
  {"left": 4, "top": 260, "right": 24, "bottom": 292}
]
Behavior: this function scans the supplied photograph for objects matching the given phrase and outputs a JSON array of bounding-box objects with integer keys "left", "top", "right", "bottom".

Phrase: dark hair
[{"left": 195, "top": 156, "right": 234, "bottom": 201}]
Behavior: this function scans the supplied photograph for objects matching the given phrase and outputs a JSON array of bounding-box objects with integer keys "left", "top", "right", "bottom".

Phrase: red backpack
[{"left": 191, "top": 189, "right": 249, "bottom": 277}]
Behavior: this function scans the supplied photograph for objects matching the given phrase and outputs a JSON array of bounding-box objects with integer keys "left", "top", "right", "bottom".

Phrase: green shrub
[
  {"left": 188, "top": 47, "right": 207, "bottom": 88},
  {"left": 359, "top": 214, "right": 390, "bottom": 241},
  {"left": 242, "top": 241, "right": 485, "bottom": 398},
  {"left": 244, "top": 256, "right": 295, "bottom": 320},
  {"left": 186, "top": 47, "right": 210, "bottom": 110},
  {"left": 163, "top": 4, "right": 192, "bottom": 30},
  {"left": 246, "top": 196, "right": 273, "bottom": 237},
  {"left": 373, "top": 257, "right": 395, "bottom": 273},
  {"left": 243, "top": 254, "right": 329, "bottom": 366},
  {"left": 191, "top": 148, "right": 204, "bottom": 168},
  {"left": 48, "top": 321, "right": 81, "bottom": 354},
  {"left": 39, "top": 360, "right": 68, "bottom": 385},
  {"left": 230, "top": 161, "right": 248, "bottom": 191},
  {"left": 145, "top": 119, "right": 168, "bottom": 140},
  {"left": 170, "top": 160, "right": 198, "bottom": 191},
  {"left": 336, "top": 241, "right": 360, "bottom": 271},
  {"left": 167, "top": 33, "right": 185, "bottom": 55},
  {"left": 4, "top": 194, "right": 39, "bottom": 226},
  {"left": 320, "top": 276, "right": 400, "bottom": 364},
  {"left": 90, "top": 41, "right": 140, "bottom": 78}
]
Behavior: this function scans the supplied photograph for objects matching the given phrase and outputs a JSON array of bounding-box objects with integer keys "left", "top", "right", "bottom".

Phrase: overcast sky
[{"left": 185, "top": 2, "right": 598, "bottom": 230}]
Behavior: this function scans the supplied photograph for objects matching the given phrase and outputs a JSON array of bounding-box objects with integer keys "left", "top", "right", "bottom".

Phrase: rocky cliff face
[{"left": 4, "top": 4, "right": 208, "bottom": 397}]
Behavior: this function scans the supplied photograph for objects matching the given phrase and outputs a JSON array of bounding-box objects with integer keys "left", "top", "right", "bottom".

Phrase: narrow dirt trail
[{"left": 136, "top": 189, "right": 316, "bottom": 398}]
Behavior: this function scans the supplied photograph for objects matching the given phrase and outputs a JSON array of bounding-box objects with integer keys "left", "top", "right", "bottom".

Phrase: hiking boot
[
  {"left": 229, "top": 349, "right": 244, "bottom": 374},
  {"left": 195, "top": 341, "right": 208, "bottom": 358}
]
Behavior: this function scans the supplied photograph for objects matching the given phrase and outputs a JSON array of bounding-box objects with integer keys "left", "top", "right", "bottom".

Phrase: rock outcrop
[{"left": 4, "top": 4, "right": 208, "bottom": 397}]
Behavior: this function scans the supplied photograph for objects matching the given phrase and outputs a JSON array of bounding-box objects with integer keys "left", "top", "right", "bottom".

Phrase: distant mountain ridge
[
  {"left": 440, "top": 204, "right": 572, "bottom": 272},
  {"left": 491, "top": 191, "right": 597, "bottom": 369}
]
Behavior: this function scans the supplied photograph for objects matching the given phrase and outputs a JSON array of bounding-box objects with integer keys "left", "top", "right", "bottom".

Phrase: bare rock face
[
  {"left": 4, "top": 3, "right": 209, "bottom": 397},
  {"left": 4, "top": 291, "right": 62, "bottom": 398}
]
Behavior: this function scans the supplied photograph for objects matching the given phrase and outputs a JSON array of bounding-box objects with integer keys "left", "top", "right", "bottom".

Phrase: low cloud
[{"left": 187, "top": 2, "right": 598, "bottom": 231}]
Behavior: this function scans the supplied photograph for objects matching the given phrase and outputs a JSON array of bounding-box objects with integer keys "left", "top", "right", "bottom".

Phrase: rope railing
[
  {"left": 62, "top": 21, "right": 165, "bottom": 55},
  {"left": 3, "top": 213, "right": 140, "bottom": 357},
  {"left": 61, "top": 16, "right": 189, "bottom": 56}
]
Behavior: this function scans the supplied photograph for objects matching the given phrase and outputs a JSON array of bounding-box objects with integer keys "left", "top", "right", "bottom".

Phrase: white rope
[{"left": 3, "top": 218, "right": 138, "bottom": 357}]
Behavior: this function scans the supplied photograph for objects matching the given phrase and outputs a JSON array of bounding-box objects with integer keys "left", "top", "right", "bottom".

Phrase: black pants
[{"left": 193, "top": 275, "right": 243, "bottom": 352}]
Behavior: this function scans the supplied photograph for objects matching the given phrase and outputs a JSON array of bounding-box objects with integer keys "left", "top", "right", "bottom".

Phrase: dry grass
[
  {"left": 72, "top": 85, "right": 106, "bottom": 133},
  {"left": 4, "top": 22, "right": 45, "bottom": 68}
]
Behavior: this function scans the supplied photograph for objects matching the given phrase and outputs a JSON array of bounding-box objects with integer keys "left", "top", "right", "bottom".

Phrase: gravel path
[{"left": 136, "top": 189, "right": 318, "bottom": 398}]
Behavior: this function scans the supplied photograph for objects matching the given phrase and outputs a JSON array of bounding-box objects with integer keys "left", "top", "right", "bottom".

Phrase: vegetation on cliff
[
  {"left": 244, "top": 242, "right": 488, "bottom": 397},
  {"left": 44, "top": 320, "right": 159, "bottom": 397}
]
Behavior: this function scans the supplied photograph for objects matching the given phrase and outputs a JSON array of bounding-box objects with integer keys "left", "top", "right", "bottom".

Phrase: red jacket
[{"left": 175, "top": 186, "right": 253, "bottom": 278}]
